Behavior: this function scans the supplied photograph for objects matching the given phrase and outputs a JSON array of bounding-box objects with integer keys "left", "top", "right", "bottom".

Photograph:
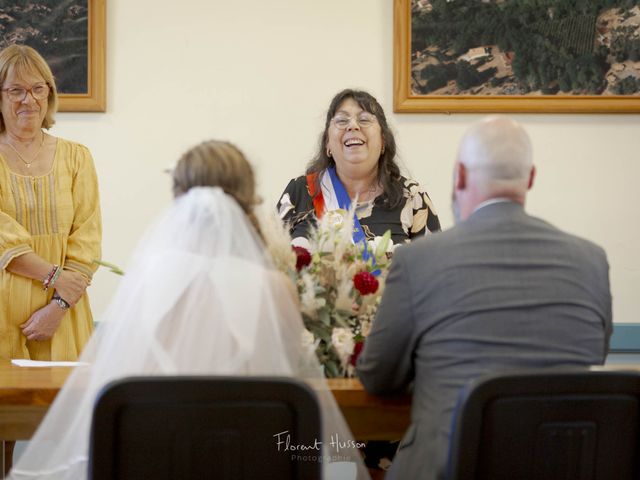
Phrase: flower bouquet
[{"left": 264, "top": 209, "right": 393, "bottom": 377}]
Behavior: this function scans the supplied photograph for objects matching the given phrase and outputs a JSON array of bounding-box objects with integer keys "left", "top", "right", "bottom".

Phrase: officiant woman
[
  {"left": 277, "top": 88, "right": 440, "bottom": 250},
  {"left": 0, "top": 45, "right": 102, "bottom": 362},
  {"left": 277, "top": 88, "right": 440, "bottom": 474}
]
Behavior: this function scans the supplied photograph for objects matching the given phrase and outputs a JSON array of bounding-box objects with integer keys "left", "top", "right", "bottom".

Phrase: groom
[{"left": 356, "top": 116, "right": 612, "bottom": 480}]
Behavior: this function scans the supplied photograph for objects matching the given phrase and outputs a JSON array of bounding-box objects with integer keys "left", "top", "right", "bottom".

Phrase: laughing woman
[
  {"left": 277, "top": 89, "right": 440, "bottom": 251},
  {"left": 0, "top": 44, "right": 101, "bottom": 362},
  {"left": 277, "top": 89, "right": 440, "bottom": 476}
]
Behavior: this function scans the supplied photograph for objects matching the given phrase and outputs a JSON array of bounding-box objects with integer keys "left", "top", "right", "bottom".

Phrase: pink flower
[
  {"left": 293, "top": 246, "right": 312, "bottom": 271},
  {"left": 353, "top": 271, "right": 379, "bottom": 295}
]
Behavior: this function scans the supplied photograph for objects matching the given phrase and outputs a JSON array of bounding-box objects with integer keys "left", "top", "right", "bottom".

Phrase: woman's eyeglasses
[
  {"left": 331, "top": 113, "right": 377, "bottom": 130},
  {"left": 2, "top": 83, "right": 50, "bottom": 102}
]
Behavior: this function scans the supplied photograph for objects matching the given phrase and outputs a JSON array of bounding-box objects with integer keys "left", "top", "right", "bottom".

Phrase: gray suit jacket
[{"left": 356, "top": 201, "right": 612, "bottom": 480}]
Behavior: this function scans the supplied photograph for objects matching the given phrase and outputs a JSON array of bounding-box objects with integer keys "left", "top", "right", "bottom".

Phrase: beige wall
[{"left": 49, "top": 0, "right": 640, "bottom": 322}]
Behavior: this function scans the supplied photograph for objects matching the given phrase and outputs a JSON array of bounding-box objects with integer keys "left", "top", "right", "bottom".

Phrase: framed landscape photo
[
  {"left": 394, "top": 0, "right": 640, "bottom": 113},
  {"left": 0, "top": 0, "right": 106, "bottom": 112}
]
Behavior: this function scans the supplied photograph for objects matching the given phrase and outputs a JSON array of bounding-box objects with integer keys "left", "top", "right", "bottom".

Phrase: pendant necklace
[{"left": 4, "top": 133, "right": 45, "bottom": 169}]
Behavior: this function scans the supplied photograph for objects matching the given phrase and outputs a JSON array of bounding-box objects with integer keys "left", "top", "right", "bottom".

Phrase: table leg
[{"left": 2, "top": 441, "right": 14, "bottom": 478}]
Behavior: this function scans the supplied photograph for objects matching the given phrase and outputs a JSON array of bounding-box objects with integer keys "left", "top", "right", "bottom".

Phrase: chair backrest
[
  {"left": 446, "top": 368, "right": 640, "bottom": 480},
  {"left": 89, "top": 376, "right": 322, "bottom": 480}
]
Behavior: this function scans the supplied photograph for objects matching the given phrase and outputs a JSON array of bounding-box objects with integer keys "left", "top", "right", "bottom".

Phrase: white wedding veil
[{"left": 9, "top": 187, "right": 369, "bottom": 480}]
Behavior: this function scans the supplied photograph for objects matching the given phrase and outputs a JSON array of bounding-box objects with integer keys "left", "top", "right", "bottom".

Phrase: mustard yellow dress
[{"left": 0, "top": 138, "right": 101, "bottom": 361}]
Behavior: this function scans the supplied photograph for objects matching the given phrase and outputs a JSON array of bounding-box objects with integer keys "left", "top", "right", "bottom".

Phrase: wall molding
[{"left": 610, "top": 324, "right": 640, "bottom": 353}]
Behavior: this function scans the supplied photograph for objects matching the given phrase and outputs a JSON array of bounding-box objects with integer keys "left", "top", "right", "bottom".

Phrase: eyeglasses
[
  {"left": 2, "top": 83, "right": 50, "bottom": 102},
  {"left": 331, "top": 113, "right": 377, "bottom": 130}
]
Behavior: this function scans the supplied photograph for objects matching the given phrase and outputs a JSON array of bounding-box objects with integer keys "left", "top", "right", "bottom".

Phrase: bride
[{"left": 9, "top": 140, "right": 369, "bottom": 480}]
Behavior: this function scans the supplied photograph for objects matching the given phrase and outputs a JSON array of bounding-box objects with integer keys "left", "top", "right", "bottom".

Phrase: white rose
[
  {"left": 302, "top": 328, "right": 315, "bottom": 346},
  {"left": 331, "top": 327, "right": 355, "bottom": 367},
  {"left": 301, "top": 329, "right": 318, "bottom": 358}
]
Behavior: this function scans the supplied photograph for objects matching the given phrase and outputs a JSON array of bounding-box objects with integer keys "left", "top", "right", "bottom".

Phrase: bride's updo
[{"left": 172, "top": 140, "right": 262, "bottom": 237}]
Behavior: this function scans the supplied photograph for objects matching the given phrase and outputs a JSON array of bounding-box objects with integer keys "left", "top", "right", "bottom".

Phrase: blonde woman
[{"left": 0, "top": 44, "right": 101, "bottom": 361}]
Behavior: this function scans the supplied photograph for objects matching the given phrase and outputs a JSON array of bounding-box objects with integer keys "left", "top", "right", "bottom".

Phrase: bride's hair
[{"left": 172, "top": 140, "right": 263, "bottom": 238}]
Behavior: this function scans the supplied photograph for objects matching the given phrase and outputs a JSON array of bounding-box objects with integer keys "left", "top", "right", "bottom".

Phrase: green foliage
[
  {"left": 456, "top": 60, "right": 483, "bottom": 91},
  {"left": 420, "top": 62, "right": 457, "bottom": 92},
  {"left": 610, "top": 29, "right": 640, "bottom": 62},
  {"left": 612, "top": 76, "right": 640, "bottom": 94},
  {"left": 93, "top": 259, "right": 125, "bottom": 276},
  {"left": 410, "top": 0, "right": 639, "bottom": 95},
  {"left": 532, "top": 15, "right": 596, "bottom": 55}
]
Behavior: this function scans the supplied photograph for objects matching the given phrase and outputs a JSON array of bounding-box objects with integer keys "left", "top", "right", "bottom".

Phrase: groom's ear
[
  {"left": 455, "top": 162, "right": 467, "bottom": 190},
  {"left": 527, "top": 165, "right": 536, "bottom": 190}
]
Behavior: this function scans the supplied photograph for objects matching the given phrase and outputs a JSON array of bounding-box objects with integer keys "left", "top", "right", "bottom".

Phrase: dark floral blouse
[{"left": 277, "top": 174, "right": 441, "bottom": 244}]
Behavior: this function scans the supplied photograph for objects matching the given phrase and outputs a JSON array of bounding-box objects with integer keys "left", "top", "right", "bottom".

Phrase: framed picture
[
  {"left": 394, "top": 0, "right": 640, "bottom": 113},
  {"left": 0, "top": 0, "right": 106, "bottom": 112}
]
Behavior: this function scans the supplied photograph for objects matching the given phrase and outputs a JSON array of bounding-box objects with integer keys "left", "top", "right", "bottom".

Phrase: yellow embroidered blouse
[{"left": 0, "top": 138, "right": 101, "bottom": 361}]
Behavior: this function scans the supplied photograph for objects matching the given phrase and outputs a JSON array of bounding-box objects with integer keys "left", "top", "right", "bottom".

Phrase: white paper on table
[{"left": 11, "top": 359, "right": 89, "bottom": 367}]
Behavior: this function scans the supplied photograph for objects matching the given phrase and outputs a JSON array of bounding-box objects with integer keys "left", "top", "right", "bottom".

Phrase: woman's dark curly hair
[{"left": 306, "top": 89, "right": 403, "bottom": 208}]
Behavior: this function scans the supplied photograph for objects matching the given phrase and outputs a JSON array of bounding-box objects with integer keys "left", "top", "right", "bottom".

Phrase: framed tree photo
[
  {"left": 0, "top": 0, "right": 106, "bottom": 112},
  {"left": 394, "top": 0, "right": 640, "bottom": 113}
]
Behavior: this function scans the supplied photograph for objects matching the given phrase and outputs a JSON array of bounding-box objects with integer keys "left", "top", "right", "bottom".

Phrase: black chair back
[
  {"left": 89, "top": 376, "right": 322, "bottom": 480},
  {"left": 447, "top": 369, "right": 640, "bottom": 480}
]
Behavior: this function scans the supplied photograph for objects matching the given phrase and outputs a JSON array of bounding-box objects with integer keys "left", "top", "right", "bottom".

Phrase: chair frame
[
  {"left": 447, "top": 368, "right": 640, "bottom": 480},
  {"left": 89, "top": 376, "right": 322, "bottom": 480}
]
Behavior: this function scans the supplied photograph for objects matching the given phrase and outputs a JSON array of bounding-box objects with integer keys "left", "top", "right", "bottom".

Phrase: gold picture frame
[
  {"left": 0, "top": 0, "right": 106, "bottom": 112},
  {"left": 394, "top": 0, "right": 640, "bottom": 113},
  {"left": 59, "top": 0, "right": 106, "bottom": 112}
]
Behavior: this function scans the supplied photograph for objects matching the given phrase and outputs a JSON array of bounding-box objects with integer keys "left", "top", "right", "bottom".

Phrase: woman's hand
[
  {"left": 54, "top": 270, "right": 89, "bottom": 305},
  {"left": 7, "top": 255, "right": 89, "bottom": 305},
  {"left": 20, "top": 302, "right": 66, "bottom": 341}
]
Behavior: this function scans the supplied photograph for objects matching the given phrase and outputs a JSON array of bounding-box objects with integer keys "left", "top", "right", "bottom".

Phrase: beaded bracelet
[
  {"left": 48, "top": 265, "right": 63, "bottom": 289},
  {"left": 42, "top": 265, "right": 60, "bottom": 291}
]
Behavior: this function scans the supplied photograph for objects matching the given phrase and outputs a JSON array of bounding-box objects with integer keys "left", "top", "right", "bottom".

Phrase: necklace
[
  {"left": 354, "top": 183, "right": 379, "bottom": 203},
  {"left": 4, "top": 133, "right": 45, "bottom": 169}
]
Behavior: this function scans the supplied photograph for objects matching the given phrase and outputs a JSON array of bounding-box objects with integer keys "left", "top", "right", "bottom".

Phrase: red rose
[
  {"left": 353, "top": 271, "right": 379, "bottom": 295},
  {"left": 349, "top": 341, "right": 365, "bottom": 367},
  {"left": 292, "top": 246, "right": 312, "bottom": 271}
]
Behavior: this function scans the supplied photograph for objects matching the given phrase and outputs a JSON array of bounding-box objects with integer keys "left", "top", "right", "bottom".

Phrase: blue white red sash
[{"left": 307, "top": 168, "right": 378, "bottom": 271}]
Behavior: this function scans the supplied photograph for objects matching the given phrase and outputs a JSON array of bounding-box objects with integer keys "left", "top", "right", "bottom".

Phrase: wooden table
[
  {"left": 4, "top": 362, "right": 640, "bottom": 477},
  {"left": 0, "top": 363, "right": 411, "bottom": 442},
  {"left": 5, "top": 362, "right": 640, "bottom": 444},
  {"left": 327, "top": 378, "right": 411, "bottom": 440},
  {"left": 0, "top": 363, "right": 70, "bottom": 442}
]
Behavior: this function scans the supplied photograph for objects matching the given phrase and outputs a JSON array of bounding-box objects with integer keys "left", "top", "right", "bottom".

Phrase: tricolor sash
[{"left": 307, "top": 168, "right": 378, "bottom": 272}]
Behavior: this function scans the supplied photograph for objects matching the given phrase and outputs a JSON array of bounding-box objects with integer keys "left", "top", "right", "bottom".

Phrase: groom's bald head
[{"left": 452, "top": 116, "right": 536, "bottom": 222}]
